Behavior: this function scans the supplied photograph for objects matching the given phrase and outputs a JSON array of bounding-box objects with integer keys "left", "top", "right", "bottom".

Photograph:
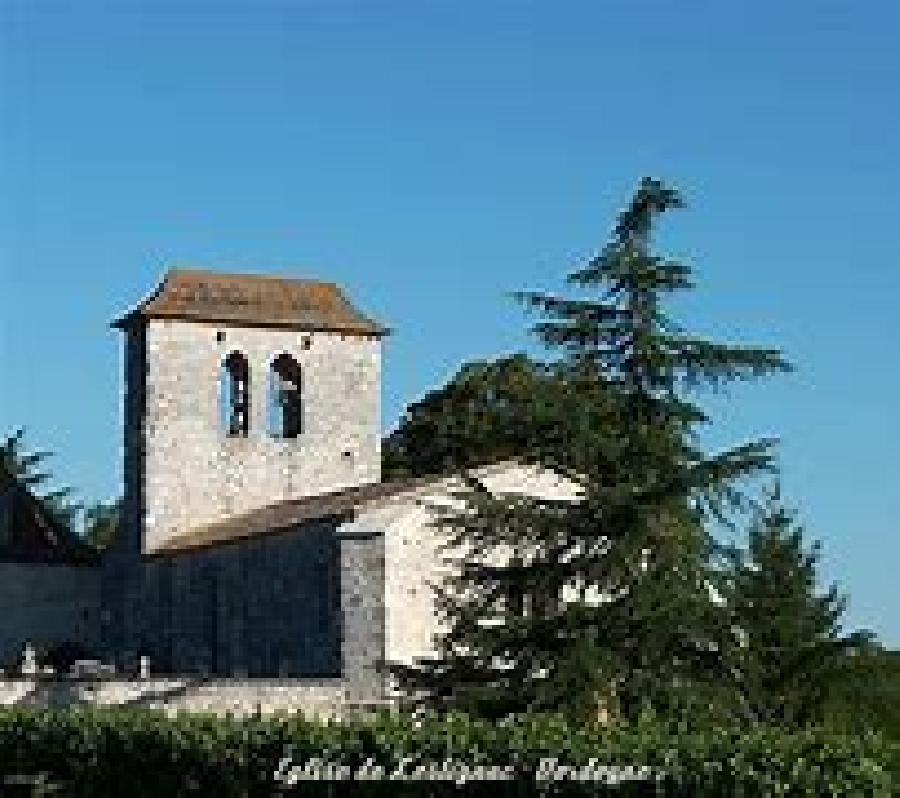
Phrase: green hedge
[{"left": 0, "top": 708, "right": 892, "bottom": 796}]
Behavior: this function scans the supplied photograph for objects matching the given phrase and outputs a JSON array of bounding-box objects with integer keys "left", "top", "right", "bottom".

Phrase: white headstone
[{"left": 22, "top": 642, "right": 37, "bottom": 676}]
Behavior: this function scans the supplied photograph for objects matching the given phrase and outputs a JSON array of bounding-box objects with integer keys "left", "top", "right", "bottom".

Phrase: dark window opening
[
  {"left": 269, "top": 354, "right": 303, "bottom": 439},
  {"left": 222, "top": 351, "right": 250, "bottom": 437}
]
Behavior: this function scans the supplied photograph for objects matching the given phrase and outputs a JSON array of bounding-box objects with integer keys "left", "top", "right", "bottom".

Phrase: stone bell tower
[{"left": 113, "top": 268, "right": 388, "bottom": 554}]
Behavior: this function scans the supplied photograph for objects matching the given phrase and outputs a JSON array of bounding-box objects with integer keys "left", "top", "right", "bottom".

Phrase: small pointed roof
[{"left": 113, "top": 268, "right": 389, "bottom": 336}]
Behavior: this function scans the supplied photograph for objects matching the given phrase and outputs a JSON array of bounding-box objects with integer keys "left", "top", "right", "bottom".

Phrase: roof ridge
[
  {"left": 148, "top": 476, "right": 430, "bottom": 556},
  {"left": 164, "top": 267, "right": 339, "bottom": 287}
]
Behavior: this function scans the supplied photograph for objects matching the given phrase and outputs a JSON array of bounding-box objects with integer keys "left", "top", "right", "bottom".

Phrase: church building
[{"left": 1, "top": 268, "right": 576, "bottom": 713}]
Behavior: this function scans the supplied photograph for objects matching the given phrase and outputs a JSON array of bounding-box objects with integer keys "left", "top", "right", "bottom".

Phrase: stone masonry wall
[
  {"left": 138, "top": 320, "right": 381, "bottom": 553},
  {"left": 0, "top": 563, "right": 101, "bottom": 668},
  {"left": 100, "top": 515, "right": 384, "bottom": 700},
  {"left": 137, "top": 522, "right": 341, "bottom": 678}
]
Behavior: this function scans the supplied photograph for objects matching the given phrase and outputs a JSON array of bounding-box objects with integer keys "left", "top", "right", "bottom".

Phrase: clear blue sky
[{"left": 1, "top": 1, "right": 897, "bottom": 643}]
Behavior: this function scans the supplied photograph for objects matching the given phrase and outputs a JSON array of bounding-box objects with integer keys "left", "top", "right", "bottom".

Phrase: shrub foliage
[{"left": 0, "top": 707, "right": 892, "bottom": 796}]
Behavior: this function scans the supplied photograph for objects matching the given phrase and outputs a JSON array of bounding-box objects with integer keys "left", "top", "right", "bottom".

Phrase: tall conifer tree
[
  {"left": 396, "top": 179, "right": 791, "bottom": 720},
  {"left": 515, "top": 178, "right": 792, "bottom": 719}
]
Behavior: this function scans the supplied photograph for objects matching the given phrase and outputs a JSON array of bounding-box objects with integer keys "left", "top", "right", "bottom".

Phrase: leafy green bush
[{"left": 0, "top": 708, "right": 892, "bottom": 796}]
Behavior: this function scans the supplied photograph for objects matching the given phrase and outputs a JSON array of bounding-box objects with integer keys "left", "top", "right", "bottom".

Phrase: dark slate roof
[
  {"left": 148, "top": 477, "right": 429, "bottom": 557},
  {"left": 113, "top": 269, "right": 390, "bottom": 336},
  {"left": 0, "top": 463, "right": 98, "bottom": 565}
]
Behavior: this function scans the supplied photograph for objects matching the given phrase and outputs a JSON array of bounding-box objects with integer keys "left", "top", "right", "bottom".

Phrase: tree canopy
[
  {"left": 1, "top": 428, "right": 82, "bottom": 533},
  {"left": 727, "top": 485, "right": 874, "bottom": 726},
  {"left": 382, "top": 353, "right": 616, "bottom": 480},
  {"left": 1, "top": 427, "right": 119, "bottom": 553}
]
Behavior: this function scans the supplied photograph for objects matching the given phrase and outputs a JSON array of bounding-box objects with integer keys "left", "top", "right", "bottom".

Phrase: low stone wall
[{"left": 0, "top": 677, "right": 391, "bottom": 719}]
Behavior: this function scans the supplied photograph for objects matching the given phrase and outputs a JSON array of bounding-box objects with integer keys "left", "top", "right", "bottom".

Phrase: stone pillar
[{"left": 335, "top": 522, "right": 385, "bottom": 702}]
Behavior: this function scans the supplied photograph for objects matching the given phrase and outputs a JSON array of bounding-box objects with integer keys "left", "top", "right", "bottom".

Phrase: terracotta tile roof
[
  {"left": 113, "top": 269, "right": 389, "bottom": 336},
  {"left": 147, "top": 477, "right": 429, "bottom": 557}
]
